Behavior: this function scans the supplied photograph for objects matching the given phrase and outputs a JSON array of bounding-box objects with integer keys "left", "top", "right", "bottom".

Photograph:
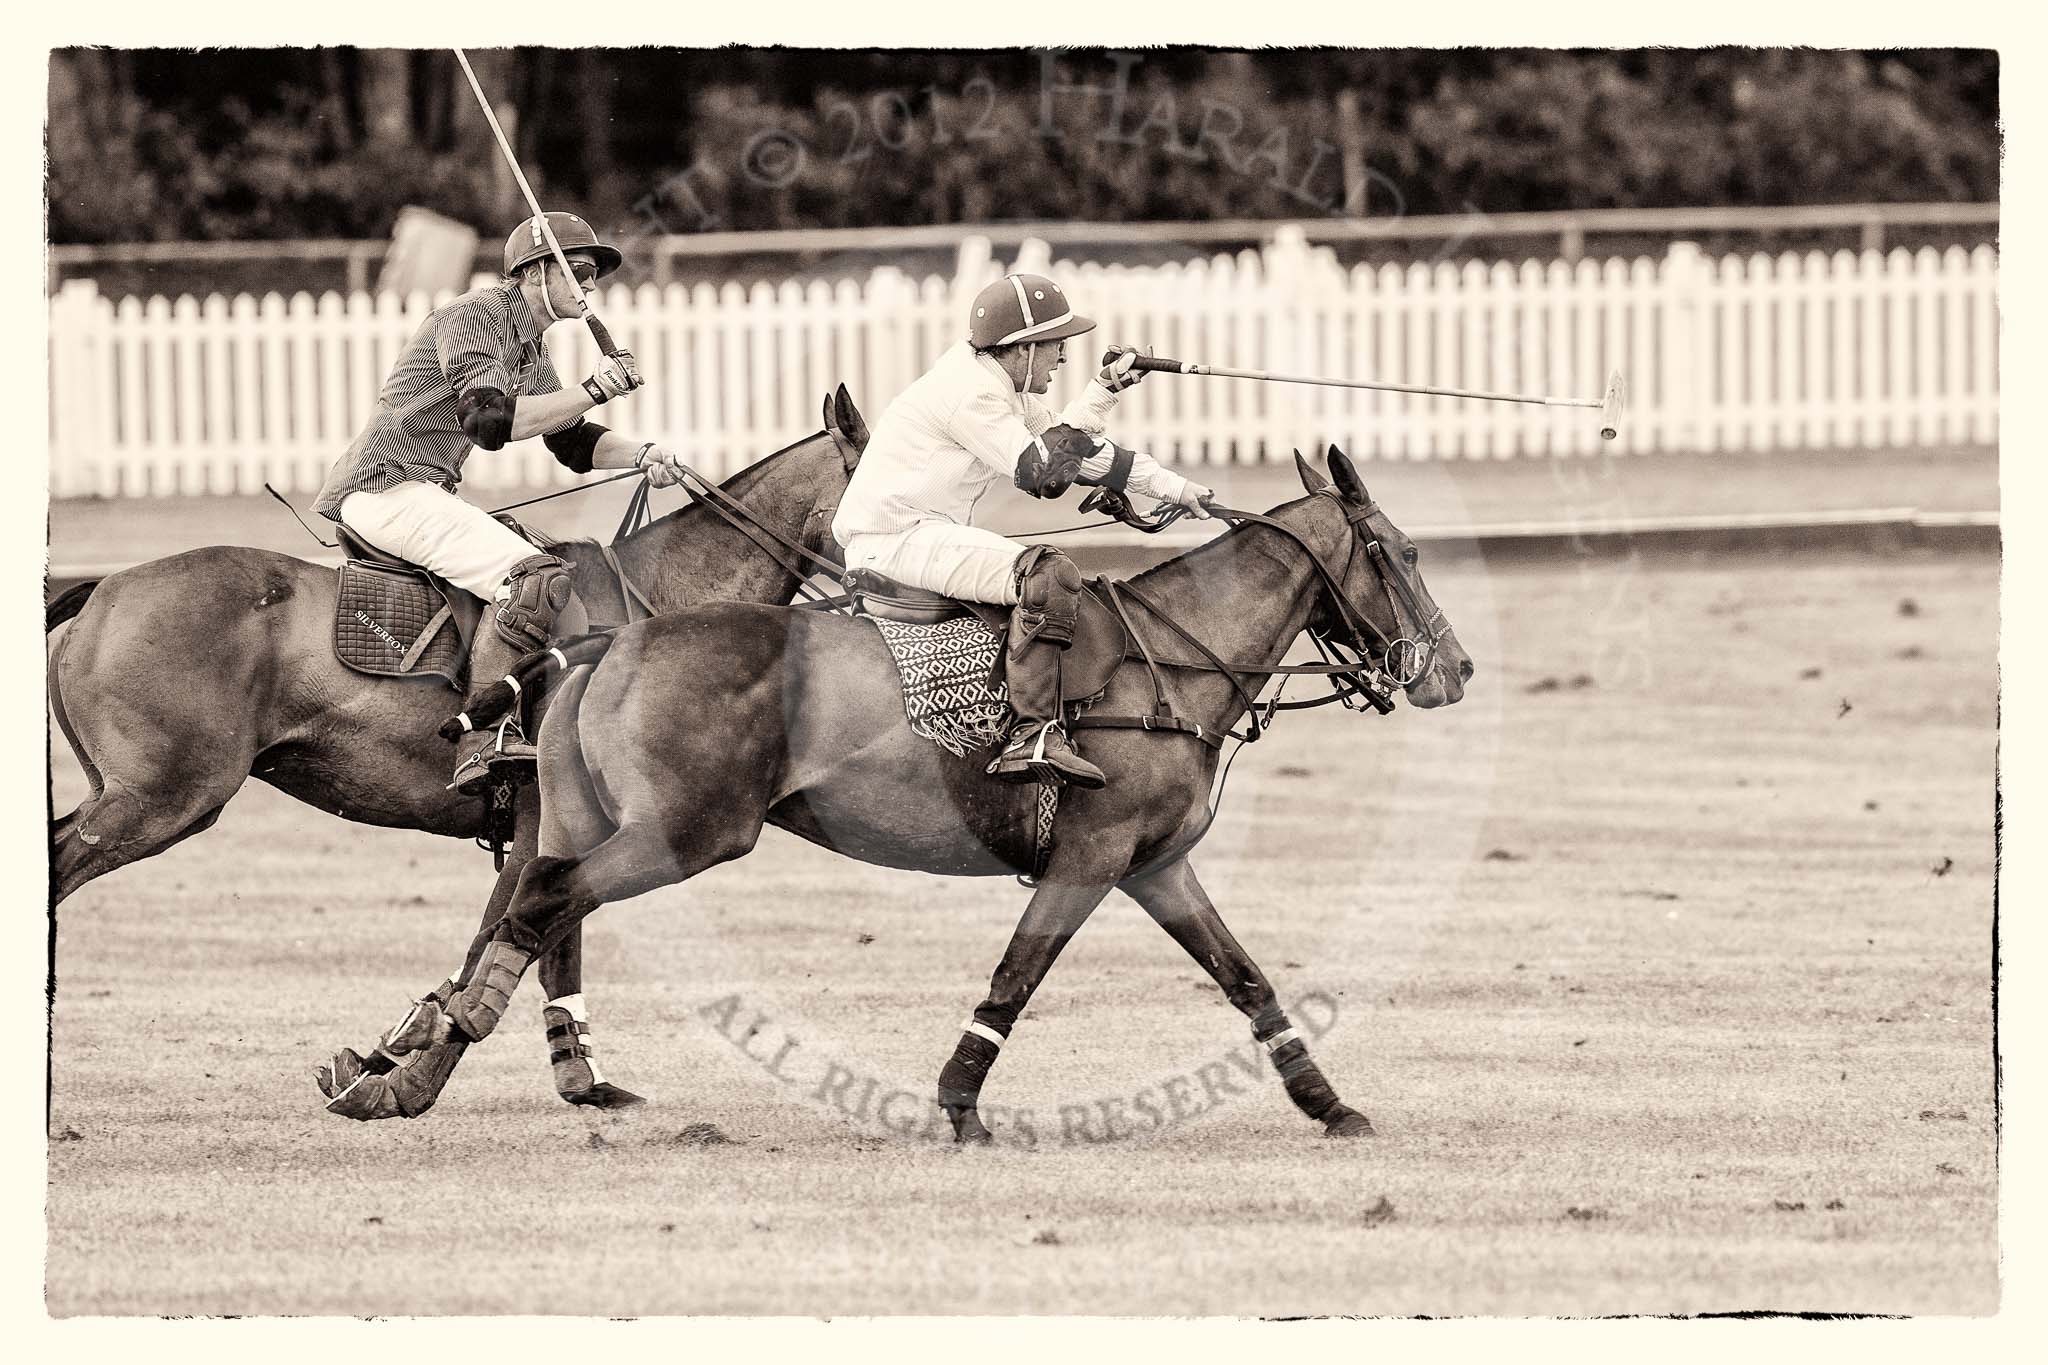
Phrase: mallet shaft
[
  {"left": 1131, "top": 354, "right": 1599, "bottom": 408},
  {"left": 453, "top": 48, "right": 621, "bottom": 359}
]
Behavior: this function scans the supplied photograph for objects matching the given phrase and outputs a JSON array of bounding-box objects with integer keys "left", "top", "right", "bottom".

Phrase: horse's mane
[
  {"left": 1122, "top": 493, "right": 1321, "bottom": 592},
  {"left": 546, "top": 428, "right": 826, "bottom": 566}
]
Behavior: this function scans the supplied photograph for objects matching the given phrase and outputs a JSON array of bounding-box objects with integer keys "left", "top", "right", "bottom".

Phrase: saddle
[
  {"left": 844, "top": 567, "right": 1127, "bottom": 707},
  {"left": 331, "top": 518, "right": 537, "bottom": 689}
]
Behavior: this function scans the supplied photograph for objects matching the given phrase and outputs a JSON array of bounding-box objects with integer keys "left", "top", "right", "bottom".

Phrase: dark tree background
[{"left": 47, "top": 47, "right": 1999, "bottom": 244}]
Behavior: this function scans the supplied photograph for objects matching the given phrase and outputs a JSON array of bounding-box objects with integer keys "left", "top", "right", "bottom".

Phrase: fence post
[
  {"left": 1263, "top": 224, "right": 1311, "bottom": 457},
  {"left": 1661, "top": 240, "right": 1709, "bottom": 453}
]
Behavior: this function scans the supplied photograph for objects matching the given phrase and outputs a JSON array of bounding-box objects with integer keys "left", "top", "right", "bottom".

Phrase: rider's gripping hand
[
  {"left": 585, "top": 350, "right": 642, "bottom": 403},
  {"left": 1175, "top": 481, "right": 1215, "bottom": 519},
  {"left": 635, "top": 442, "right": 687, "bottom": 489},
  {"left": 1099, "top": 345, "right": 1151, "bottom": 394}
]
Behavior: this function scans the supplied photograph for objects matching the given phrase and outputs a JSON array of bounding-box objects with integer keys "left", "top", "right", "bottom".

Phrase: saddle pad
[
  {"left": 870, "top": 615, "right": 1011, "bottom": 757},
  {"left": 335, "top": 561, "right": 464, "bottom": 687}
]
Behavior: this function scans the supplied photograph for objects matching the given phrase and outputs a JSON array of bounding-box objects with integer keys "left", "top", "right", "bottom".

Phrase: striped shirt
[
  {"left": 312, "top": 284, "right": 577, "bottom": 520},
  {"left": 831, "top": 342, "right": 1191, "bottom": 543}
]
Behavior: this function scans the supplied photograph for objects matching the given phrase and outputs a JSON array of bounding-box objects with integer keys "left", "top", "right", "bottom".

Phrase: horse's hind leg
[
  {"left": 1120, "top": 855, "right": 1372, "bottom": 1138},
  {"left": 465, "top": 800, "right": 644, "bottom": 1109},
  {"left": 935, "top": 877, "right": 1119, "bottom": 1143},
  {"left": 48, "top": 622, "right": 253, "bottom": 905},
  {"left": 51, "top": 779, "right": 241, "bottom": 906}
]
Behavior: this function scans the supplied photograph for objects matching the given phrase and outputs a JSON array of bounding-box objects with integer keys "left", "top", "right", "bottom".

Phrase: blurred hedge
[{"left": 48, "top": 48, "right": 1998, "bottom": 245}]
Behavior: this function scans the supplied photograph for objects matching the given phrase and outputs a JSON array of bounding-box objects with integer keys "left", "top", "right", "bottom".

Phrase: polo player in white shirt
[{"left": 832, "top": 273, "right": 1214, "bottom": 789}]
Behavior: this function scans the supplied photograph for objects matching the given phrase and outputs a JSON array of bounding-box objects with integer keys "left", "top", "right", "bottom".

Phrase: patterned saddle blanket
[
  {"left": 868, "top": 615, "right": 1011, "bottom": 757},
  {"left": 868, "top": 614, "right": 1060, "bottom": 881}
]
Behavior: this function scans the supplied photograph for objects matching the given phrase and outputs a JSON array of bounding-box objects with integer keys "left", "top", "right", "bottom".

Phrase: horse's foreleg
[
  {"left": 445, "top": 811, "right": 752, "bottom": 1048},
  {"left": 1120, "top": 855, "right": 1373, "bottom": 1138},
  {"left": 937, "top": 877, "right": 1117, "bottom": 1143}
]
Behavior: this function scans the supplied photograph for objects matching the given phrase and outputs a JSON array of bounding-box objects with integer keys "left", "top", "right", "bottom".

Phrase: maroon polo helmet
[
  {"left": 501, "top": 212, "right": 624, "bottom": 280},
  {"left": 967, "top": 274, "right": 1096, "bottom": 349}
]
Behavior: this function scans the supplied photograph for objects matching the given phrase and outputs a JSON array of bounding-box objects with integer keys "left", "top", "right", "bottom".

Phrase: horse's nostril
[{"left": 1458, "top": 658, "right": 1475, "bottom": 684}]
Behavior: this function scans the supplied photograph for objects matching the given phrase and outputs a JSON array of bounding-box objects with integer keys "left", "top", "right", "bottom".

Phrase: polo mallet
[
  {"left": 453, "top": 47, "right": 625, "bottom": 362},
  {"left": 1111, "top": 352, "right": 1627, "bottom": 440}
]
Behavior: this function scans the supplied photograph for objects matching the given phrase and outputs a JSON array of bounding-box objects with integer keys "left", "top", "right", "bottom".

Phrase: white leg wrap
[
  {"left": 1261, "top": 1027, "right": 1300, "bottom": 1054},
  {"left": 546, "top": 993, "right": 588, "bottom": 1020},
  {"left": 964, "top": 1020, "right": 1006, "bottom": 1048},
  {"left": 504, "top": 675, "right": 522, "bottom": 699},
  {"left": 453, "top": 714, "right": 475, "bottom": 733},
  {"left": 548, "top": 647, "right": 569, "bottom": 669}
]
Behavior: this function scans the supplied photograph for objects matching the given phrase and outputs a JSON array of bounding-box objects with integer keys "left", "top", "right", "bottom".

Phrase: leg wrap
[
  {"left": 937, "top": 1016, "right": 1011, "bottom": 1112},
  {"left": 377, "top": 978, "right": 458, "bottom": 1059},
  {"left": 544, "top": 1003, "right": 605, "bottom": 1095},
  {"left": 1253, "top": 1007, "right": 1342, "bottom": 1122},
  {"left": 1270, "top": 1040, "right": 1343, "bottom": 1122},
  {"left": 447, "top": 940, "right": 533, "bottom": 1042},
  {"left": 495, "top": 553, "right": 574, "bottom": 651},
  {"left": 385, "top": 1038, "right": 469, "bottom": 1118}
]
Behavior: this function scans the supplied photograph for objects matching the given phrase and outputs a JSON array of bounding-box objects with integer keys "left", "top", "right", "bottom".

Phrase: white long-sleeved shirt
[{"left": 831, "top": 342, "right": 1192, "bottom": 543}]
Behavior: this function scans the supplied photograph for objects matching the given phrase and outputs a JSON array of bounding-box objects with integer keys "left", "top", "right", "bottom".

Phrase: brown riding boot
[
  {"left": 450, "top": 631, "right": 537, "bottom": 794},
  {"left": 990, "top": 546, "right": 1106, "bottom": 790}
]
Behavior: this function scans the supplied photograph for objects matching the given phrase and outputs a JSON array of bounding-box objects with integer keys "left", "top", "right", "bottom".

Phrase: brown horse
[
  {"left": 50, "top": 386, "right": 868, "bottom": 1103},
  {"left": 343, "top": 446, "right": 1473, "bottom": 1138}
]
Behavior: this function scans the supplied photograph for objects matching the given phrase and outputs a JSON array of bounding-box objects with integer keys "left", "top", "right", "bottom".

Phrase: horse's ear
[
  {"left": 1326, "top": 445, "right": 1368, "bottom": 504},
  {"left": 834, "top": 384, "right": 870, "bottom": 451},
  {"left": 1294, "top": 450, "right": 1331, "bottom": 495}
]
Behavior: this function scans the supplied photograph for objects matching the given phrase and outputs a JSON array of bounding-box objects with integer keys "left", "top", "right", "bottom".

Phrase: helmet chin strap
[
  {"left": 1017, "top": 341, "right": 1037, "bottom": 394},
  {"left": 536, "top": 263, "right": 569, "bottom": 324}
]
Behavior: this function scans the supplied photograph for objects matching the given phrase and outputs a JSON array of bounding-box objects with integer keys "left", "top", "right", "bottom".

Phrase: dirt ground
[{"left": 44, "top": 536, "right": 1998, "bottom": 1317}]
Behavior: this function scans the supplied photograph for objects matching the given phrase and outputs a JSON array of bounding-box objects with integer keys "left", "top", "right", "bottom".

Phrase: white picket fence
[{"left": 46, "top": 228, "right": 1999, "bottom": 498}]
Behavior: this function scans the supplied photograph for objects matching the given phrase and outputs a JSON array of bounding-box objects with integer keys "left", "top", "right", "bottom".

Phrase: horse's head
[{"left": 1294, "top": 445, "right": 1473, "bottom": 709}]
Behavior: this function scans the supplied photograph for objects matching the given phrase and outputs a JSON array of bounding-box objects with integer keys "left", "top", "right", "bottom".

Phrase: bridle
[
  {"left": 601, "top": 430, "right": 854, "bottom": 621},
  {"left": 1077, "top": 487, "right": 1448, "bottom": 747}
]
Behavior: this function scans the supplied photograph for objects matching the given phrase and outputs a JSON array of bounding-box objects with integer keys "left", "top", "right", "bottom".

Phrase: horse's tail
[
  {"left": 47, "top": 579, "right": 100, "bottom": 633},
  {"left": 438, "top": 631, "right": 617, "bottom": 742}
]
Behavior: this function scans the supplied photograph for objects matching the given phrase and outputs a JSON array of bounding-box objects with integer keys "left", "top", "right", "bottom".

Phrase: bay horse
[
  {"left": 48, "top": 386, "right": 868, "bottom": 1105},
  {"left": 343, "top": 446, "right": 1473, "bottom": 1139}
]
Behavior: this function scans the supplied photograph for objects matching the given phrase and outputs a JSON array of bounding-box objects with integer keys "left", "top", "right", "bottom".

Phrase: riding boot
[
  {"left": 991, "top": 547, "right": 1106, "bottom": 790},
  {"left": 449, "top": 553, "right": 583, "bottom": 795},
  {"left": 450, "top": 630, "right": 536, "bottom": 794}
]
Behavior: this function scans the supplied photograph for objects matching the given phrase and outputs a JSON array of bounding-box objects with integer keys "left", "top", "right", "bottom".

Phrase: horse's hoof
[
  {"left": 562, "top": 1082, "right": 646, "bottom": 1110},
  {"left": 1323, "top": 1107, "right": 1376, "bottom": 1138},
  {"left": 323, "top": 1070, "right": 405, "bottom": 1122},
  {"left": 947, "top": 1107, "right": 993, "bottom": 1144},
  {"left": 316, "top": 1047, "right": 369, "bottom": 1100}
]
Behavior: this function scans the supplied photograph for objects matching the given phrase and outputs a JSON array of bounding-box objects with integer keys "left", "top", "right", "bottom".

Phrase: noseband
[
  {"left": 1214, "top": 491, "right": 1444, "bottom": 702},
  {"left": 1335, "top": 495, "right": 1448, "bottom": 688}
]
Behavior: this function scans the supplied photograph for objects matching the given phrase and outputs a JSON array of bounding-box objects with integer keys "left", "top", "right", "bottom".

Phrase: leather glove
[
  {"left": 587, "top": 350, "right": 642, "bottom": 402},
  {"left": 1099, "top": 344, "right": 1151, "bottom": 394},
  {"left": 635, "top": 442, "right": 687, "bottom": 489}
]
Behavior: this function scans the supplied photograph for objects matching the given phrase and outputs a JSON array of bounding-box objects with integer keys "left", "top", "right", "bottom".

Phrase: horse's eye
[{"left": 1402, "top": 546, "right": 1419, "bottom": 567}]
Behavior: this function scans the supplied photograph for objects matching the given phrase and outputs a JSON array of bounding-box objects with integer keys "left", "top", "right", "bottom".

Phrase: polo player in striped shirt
[
  {"left": 312, "top": 211, "right": 685, "bottom": 793},
  {"left": 832, "top": 273, "right": 1215, "bottom": 789}
]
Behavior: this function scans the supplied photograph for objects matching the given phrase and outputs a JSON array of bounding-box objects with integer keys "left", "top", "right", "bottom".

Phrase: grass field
[{"left": 45, "top": 542, "right": 1998, "bottom": 1317}]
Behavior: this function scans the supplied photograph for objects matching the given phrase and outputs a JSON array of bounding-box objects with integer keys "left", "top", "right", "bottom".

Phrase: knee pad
[
  {"left": 495, "top": 553, "right": 574, "bottom": 651},
  {"left": 1011, "top": 545, "right": 1083, "bottom": 647}
]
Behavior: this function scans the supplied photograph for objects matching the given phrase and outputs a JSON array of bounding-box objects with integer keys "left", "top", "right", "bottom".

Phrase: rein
[{"left": 568, "top": 435, "right": 851, "bottom": 622}]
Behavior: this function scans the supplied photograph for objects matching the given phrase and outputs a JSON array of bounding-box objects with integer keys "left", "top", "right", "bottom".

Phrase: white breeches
[
  {"left": 840, "top": 521, "right": 1025, "bottom": 605},
  {"left": 337, "top": 482, "right": 539, "bottom": 599}
]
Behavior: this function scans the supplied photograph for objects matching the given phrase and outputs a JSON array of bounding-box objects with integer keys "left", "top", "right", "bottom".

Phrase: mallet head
[{"left": 1598, "top": 370, "right": 1626, "bottom": 441}]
